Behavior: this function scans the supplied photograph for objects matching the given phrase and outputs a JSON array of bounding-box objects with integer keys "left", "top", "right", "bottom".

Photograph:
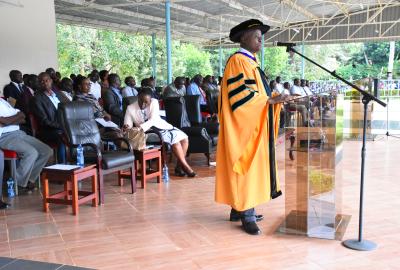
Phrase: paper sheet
[
  {"left": 95, "top": 118, "right": 119, "bottom": 128},
  {"left": 45, "top": 164, "right": 81, "bottom": 170}
]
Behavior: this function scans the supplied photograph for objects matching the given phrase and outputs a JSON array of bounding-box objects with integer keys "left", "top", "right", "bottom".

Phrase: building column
[
  {"left": 219, "top": 44, "right": 223, "bottom": 77},
  {"left": 165, "top": 0, "right": 172, "bottom": 84},
  {"left": 151, "top": 33, "right": 157, "bottom": 80},
  {"left": 301, "top": 42, "right": 305, "bottom": 79}
]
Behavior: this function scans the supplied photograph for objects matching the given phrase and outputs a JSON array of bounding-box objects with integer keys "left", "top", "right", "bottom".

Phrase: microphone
[{"left": 274, "top": 42, "right": 297, "bottom": 47}]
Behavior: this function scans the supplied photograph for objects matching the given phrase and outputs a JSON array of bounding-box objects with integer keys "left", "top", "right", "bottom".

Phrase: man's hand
[
  {"left": 103, "top": 113, "right": 112, "bottom": 121},
  {"left": 122, "top": 124, "right": 129, "bottom": 132},
  {"left": 267, "top": 94, "right": 289, "bottom": 105},
  {"left": 16, "top": 111, "right": 25, "bottom": 120}
]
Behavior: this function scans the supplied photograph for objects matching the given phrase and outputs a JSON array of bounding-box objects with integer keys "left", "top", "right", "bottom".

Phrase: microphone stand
[{"left": 283, "top": 44, "right": 386, "bottom": 251}]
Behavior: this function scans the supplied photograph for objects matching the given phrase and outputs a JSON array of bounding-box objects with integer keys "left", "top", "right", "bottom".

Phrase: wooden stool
[
  {"left": 119, "top": 147, "right": 162, "bottom": 189},
  {"left": 41, "top": 164, "right": 98, "bottom": 215}
]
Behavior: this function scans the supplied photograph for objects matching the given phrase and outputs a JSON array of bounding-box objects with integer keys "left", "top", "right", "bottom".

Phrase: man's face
[
  {"left": 47, "top": 69, "right": 56, "bottom": 80},
  {"left": 64, "top": 80, "right": 73, "bottom": 92},
  {"left": 29, "top": 76, "right": 39, "bottom": 91},
  {"left": 90, "top": 73, "right": 99, "bottom": 82},
  {"left": 174, "top": 79, "right": 185, "bottom": 90},
  {"left": 128, "top": 78, "right": 136, "bottom": 87},
  {"left": 138, "top": 94, "right": 152, "bottom": 110},
  {"left": 12, "top": 71, "right": 23, "bottom": 84},
  {"left": 197, "top": 77, "right": 203, "bottom": 86},
  {"left": 81, "top": 79, "right": 91, "bottom": 93},
  {"left": 294, "top": 79, "right": 300, "bottom": 86},
  {"left": 39, "top": 74, "right": 53, "bottom": 92},
  {"left": 112, "top": 76, "right": 121, "bottom": 88},
  {"left": 241, "top": 29, "right": 262, "bottom": 53}
]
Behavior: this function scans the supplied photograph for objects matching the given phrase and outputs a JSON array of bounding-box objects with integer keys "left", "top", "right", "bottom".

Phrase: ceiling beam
[
  {"left": 57, "top": 0, "right": 215, "bottom": 33},
  {"left": 348, "top": 0, "right": 394, "bottom": 38},
  {"left": 218, "top": 0, "right": 282, "bottom": 26},
  {"left": 56, "top": 13, "right": 208, "bottom": 44},
  {"left": 279, "top": 0, "right": 319, "bottom": 21},
  {"left": 331, "top": 0, "right": 349, "bottom": 17},
  {"left": 169, "top": 2, "right": 237, "bottom": 27}
]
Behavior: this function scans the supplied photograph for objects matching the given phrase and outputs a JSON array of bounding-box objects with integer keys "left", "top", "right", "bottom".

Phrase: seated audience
[
  {"left": 122, "top": 76, "right": 138, "bottom": 97},
  {"left": 89, "top": 70, "right": 101, "bottom": 100},
  {"left": 290, "top": 78, "right": 308, "bottom": 96},
  {"left": 301, "top": 79, "right": 313, "bottom": 95},
  {"left": 74, "top": 76, "right": 123, "bottom": 140},
  {"left": 70, "top": 73, "right": 77, "bottom": 82},
  {"left": 99, "top": 69, "right": 109, "bottom": 98},
  {"left": 286, "top": 81, "right": 308, "bottom": 126},
  {"left": 141, "top": 77, "right": 160, "bottom": 99},
  {"left": 186, "top": 74, "right": 208, "bottom": 113},
  {"left": 3, "top": 70, "right": 25, "bottom": 103},
  {"left": 32, "top": 72, "right": 67, "bottom": 163},
  {"left": 45, "top": 68, "right": 60, "bottom": 91},
  {"left": 15, "top": 74, "right": 37, "bottom": 115},
  {"left": 0, "top": 97, "right": 52, "bottom": 192},
  {"left": 59, "top": 77, "right": 74, "bottom": 102},
  {"left": 275, "top": 76, "right": 286, "bottom": 94},
  {"left": 202, "top": 75, "right": 219, "bottom": 115},
  {"left": 103, "top": 73, "right": 124, "bottom": 127},
  {"left": 124, "top": 87, "right": 196, "bottom": 177},
  {"left": 270, "top": 80, "right": 277, "bottom": 92},
  {"left": 163, "top": 77, "right": 186, "bottom": 98}
]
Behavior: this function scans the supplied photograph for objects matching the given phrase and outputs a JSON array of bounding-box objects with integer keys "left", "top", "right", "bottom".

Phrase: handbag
[{"left": 125, "top": 127, "right": 147, "bottom": 150}]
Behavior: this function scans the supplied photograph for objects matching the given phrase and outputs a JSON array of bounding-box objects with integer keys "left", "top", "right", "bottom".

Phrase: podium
[{"left": 278, "top": 93, "right": 351, "bottom": 240}]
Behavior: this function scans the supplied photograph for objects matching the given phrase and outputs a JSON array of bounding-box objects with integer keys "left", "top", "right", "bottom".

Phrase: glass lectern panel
[{"left": 279, "top": 93, "right": 348, "bottom": 240}]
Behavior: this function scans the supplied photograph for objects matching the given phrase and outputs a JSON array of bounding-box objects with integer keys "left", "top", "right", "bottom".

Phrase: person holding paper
[
  {"left": 73, "top": 76, "right": 123, "bottom": 141},
  {"left": 123, "top": 87, "right": 196, "bottom": 177}
]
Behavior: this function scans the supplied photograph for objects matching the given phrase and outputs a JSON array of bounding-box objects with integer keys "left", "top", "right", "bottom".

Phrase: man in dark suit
[
  {"left": 15, "top": 74, "right": 38, "bottom": 135},
  {"left": 31, "top": 72, "right": 67, "bottom": 163},
  {"left": 104, "top": 73, "right": 124, "bottom": 127},
  {"left": 3, "top": 70, "right": 25, "bottom": 102}
]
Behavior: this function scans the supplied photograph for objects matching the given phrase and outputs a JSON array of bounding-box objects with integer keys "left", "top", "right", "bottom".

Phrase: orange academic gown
[{"left": 215, "top": 52, "right": 282, "bottom": 211}]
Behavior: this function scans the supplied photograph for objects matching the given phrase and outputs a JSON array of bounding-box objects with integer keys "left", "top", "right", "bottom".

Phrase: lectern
[{"left": 278, "top": 93, "right": 351, "bottom": 240}]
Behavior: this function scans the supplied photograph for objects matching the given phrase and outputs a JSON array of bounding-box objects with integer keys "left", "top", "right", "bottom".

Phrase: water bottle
[
  {"left": 7, "top": 178, "right": 15, "bottom": 198},
  {"left": 76, "top": 144, "right": 84, "bottom": 167},
  {"left": 162, "top": 164, "right": 169, "bottom": 183}
]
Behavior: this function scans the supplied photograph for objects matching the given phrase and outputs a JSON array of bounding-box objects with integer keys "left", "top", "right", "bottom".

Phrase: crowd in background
[{"left": 0, "top": 65, "right": 335, "bottom": 209}]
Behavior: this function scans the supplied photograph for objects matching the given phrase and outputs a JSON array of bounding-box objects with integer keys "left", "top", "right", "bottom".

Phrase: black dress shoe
[
  {"left": 174, "top": 167, "right": 186, "bottom": 177},
  {"left": 242, "top": 221, "right": 261, "bottom": 235},
  {"left": 182, "top": 167, "right": 196, "bottom": 178},
  {"left": 230, "top": 214, "right": 264, "bottom": 222},
  {"left": 0, "top": 201, "right": 10, "bottom": 210}
]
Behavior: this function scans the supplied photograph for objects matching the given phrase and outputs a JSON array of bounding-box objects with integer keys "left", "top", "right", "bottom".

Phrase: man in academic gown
[{"left": 215, "top": 19, "right": 288, "bottom": 235}]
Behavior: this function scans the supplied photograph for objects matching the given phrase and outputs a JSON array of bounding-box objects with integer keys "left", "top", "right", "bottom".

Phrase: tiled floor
[
  {"left": 0, "top": 256, "right": 93, "bottom": 269},
  {"left": 1, "top": 138, "right": 399, "bottom": 269}
]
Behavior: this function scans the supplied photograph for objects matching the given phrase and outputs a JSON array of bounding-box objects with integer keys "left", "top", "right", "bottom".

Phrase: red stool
[{"left": 3, "top": 149, "right": 18, "bottom": 195}]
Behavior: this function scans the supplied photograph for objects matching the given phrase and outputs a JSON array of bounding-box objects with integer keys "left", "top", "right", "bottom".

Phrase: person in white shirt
[
  {"left": 301, "top": 79, "right": 313, "bottom": 96},
  {"left": 123, "top": 87, "right": 196, "bottom": 177},
  {"left": 275, "top": 76, "right": 286, "bottom": 94},
  {"left": 89, "top": 71, "right": 102, "bottom": 100},
  {"left": 0, "top": 98, "right": 52, "bottom": 192},
  {"left": 288, "top": 79, "right": 309, "bottom": 126},
  {"left": 122, "top": 76, "right": 138, "bottom": 97},
  {"left": 290, "top": 78, "right": 307, "bottom": 96}
]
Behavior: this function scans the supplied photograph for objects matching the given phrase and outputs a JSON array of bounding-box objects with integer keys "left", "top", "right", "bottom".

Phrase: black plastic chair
[
  {"left": 59, "top": 102, "right": 136, "bottom": 205},
  {"left": 164, "top": 97, "right": 212, "bottom": 165},
  {"left": 183, "top": 95, "right": 219, "bottom": 145}
]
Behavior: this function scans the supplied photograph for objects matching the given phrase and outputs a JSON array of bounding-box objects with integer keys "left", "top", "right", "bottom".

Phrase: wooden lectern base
[{"left": 276, "top": 210, "right": 351, "bottom": 241}]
